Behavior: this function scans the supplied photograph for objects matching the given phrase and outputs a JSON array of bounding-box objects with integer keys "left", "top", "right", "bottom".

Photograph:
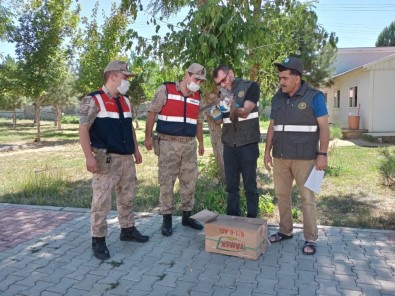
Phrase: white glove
[{"left": 208, "top": 105, "right": 222, "bottom": 121}]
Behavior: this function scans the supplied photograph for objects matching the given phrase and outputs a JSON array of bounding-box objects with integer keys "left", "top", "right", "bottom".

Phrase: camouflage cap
[
  {"left": 187, "top": 63, "right": 207, "bottom": 80},
  {"left": 104, "top": 60, "right": 136, "bottom": 77}
]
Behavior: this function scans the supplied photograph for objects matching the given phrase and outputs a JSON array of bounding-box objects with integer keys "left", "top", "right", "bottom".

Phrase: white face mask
[
  {"left": 187, "top": 81, "right": 200, "bottom": 92},
  {"left": 117, "top": 79, "right": 130, "bottom": 95}
]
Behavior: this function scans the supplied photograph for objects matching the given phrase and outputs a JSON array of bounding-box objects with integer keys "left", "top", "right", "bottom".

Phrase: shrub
[
  {"left": 61, "top": 115, "right": 79, "bottom": 124},
  {"left": 325, "top": 165, "right": 343, "bottom": 177},
  {"left": 329, "top": 124, "right": 342, "bottom": 140},
  {"left": 378, "top": 148, "right": 395, "bottom": 190},
  {"left": 259, "top": 193, "right": 275, "bottom": 216},
  {"left": 198, "top": 153, "right": 220, "bottom": 181},
  {"left": 362, "top": 134, "right": 379, "bottom": 143}
]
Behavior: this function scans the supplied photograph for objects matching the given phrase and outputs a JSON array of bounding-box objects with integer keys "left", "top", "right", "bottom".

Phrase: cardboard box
[{"left": 192, "top": 211, "right": 269, "bottom": 260}]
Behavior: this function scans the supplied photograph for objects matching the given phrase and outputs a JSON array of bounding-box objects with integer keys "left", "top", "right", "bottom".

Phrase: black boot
[
  {"left": 182, "top": 211, "right": 203, "bottom": 230},
  {"left": 161, "top": 214, "right": 173, "bottom": 236},
  {"left": 92, "top": 237, "right": 110, "bottom": 260},
  {"left": 120, "top": 226, "right": 149, "bottom": 242}
]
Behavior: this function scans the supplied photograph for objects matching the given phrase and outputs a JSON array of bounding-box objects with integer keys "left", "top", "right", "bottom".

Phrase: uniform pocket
[
  {"left": 153, "top": 134, "right": 160, "bottom": 156},
  {"left": 95, "top": 152, "right": 111, "bottom": 174}
]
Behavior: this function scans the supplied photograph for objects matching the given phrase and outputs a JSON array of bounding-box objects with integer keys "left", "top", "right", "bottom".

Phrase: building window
[
  {"left": 334, "top": 90, "right": 340, "bottom": 108},
  {"left": 349, "top": 86, "right": 358, "bottom": 107},
  {"left": 324, "top": 92, "right": 328, "bottom": 103}
]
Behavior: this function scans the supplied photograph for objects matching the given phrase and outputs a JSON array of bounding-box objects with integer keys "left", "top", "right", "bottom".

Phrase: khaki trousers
[
  {"left": 91, "top": 154, "right": 136, "bottom": 237},
  {"left": 158, "top": 139, "right": 198, "bottom": 214},
  {"left": 273, "top": 158, "right": 318, "bottom": 241}
]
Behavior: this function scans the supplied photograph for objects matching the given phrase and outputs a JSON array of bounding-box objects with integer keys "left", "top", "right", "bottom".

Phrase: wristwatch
[{"left": 316, "top": 152, "right": 328, "bottom": 156}]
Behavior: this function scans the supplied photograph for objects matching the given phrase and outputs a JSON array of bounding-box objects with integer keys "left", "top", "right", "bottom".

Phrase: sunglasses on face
[{"left": 216, "top": 70, "right": 229, "bottom": 86}]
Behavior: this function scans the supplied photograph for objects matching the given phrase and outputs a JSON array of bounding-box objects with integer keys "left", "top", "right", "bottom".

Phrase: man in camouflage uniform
[
  {"left": 79, "top": 60, "right": 149, "bottom": 260},
  {"left": 144, "top": 63, "right": 206, "bottom": 236}
]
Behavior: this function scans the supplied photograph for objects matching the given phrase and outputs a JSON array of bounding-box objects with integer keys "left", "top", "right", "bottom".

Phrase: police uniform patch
[
  {"left": 238, "top": 91, "right": 245, "bottom": 97},
  {"left": 298, "top": 102, "right": 307, "bottom": 110}
]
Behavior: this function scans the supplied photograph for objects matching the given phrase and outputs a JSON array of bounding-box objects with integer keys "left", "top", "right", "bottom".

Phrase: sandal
[
  {"left": 302, "top": 241, "right": 317, "bottom": 255},
  {"left": 269, "top": 232, "right": 293, "bottom": 243}
]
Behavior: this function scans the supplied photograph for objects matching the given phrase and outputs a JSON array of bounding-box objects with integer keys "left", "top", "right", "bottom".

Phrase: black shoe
[
  {"left": 161, "top": 214, "right": 173, "bottom": 236},
  {"left": 92, "top": 237, "right": 110, "bottom": 260},
  {"left": 120, "top": 226, "right": 149, "bottom": 242},
  {"left": 182, "top": 211, "right": 203, "bottom": 230}
]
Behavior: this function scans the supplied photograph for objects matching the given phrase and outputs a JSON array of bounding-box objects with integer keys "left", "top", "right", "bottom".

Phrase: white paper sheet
[{"left": 304, "top": 166, "right": 325, "bottom": 193}]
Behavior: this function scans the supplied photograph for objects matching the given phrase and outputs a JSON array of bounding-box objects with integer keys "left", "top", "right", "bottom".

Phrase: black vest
[
  {"left": 271, "top": 81, "right": 321, "bottom": 160},
  {"left": 222, "top": 79, "right": 261, "bottom": 147},
  {"left": 89, "top": 90, "right": 135, "bottom": 155}
]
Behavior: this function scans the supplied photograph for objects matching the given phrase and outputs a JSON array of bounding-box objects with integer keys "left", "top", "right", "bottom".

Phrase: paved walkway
[{"left": 0, "top": 203, "right": 394, "bottom": 296}]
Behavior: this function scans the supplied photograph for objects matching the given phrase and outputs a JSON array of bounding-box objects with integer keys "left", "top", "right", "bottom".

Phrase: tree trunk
[
  {"left": 56, "top": 105, "right": 62, "bottom": 130},
  {"left": 12, "top": 109, "right": 17, "bottom": 129},
  {"left": 34, "top": 100, "right": 41, "bottom": 142},
  {"left": 134, "top": 104, "right": 140, "bottom": 129},
  {"left": 53, "top": 106, "right": 57, "bottom": 127},
  {"left": 203, "top": 88, "right": 226, "bottom": 183},
  {"left": 206, "top": 117, "right": 225, "bottom": 183}
]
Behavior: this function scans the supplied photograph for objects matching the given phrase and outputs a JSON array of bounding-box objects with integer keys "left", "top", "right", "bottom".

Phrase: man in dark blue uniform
[
  {"left": 211, "top": 65, "right": 261, "bottom": 218},
  {"left": 264, "top": 56, "right": 329, "bottom": 255}
]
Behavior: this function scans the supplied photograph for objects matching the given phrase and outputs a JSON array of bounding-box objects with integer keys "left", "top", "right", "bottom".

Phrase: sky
[{"left": 1, "top": 0, "right": 395, "bottom": 58}]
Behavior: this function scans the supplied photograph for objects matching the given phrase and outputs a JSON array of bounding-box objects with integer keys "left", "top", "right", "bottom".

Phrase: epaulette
[{"left": 88, "top": 90, "right": 104, "bottom": 97}]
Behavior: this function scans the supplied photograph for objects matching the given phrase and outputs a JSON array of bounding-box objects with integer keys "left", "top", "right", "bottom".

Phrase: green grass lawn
[{"left": 1, "top": 117, "right": 394, "bottom": 230}]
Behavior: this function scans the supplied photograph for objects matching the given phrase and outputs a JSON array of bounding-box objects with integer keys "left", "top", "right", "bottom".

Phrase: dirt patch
[
  {"left": 330, "top": 138, "right": 391, "bottom": 148},
  {"left": 0, "top": 140, "right": 79, "bottom": 153}
]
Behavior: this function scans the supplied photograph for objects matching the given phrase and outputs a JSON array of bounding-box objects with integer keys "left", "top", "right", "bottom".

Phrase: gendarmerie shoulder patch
[{"left": 238, "top": 91, "right": 245, "bottom": 97}]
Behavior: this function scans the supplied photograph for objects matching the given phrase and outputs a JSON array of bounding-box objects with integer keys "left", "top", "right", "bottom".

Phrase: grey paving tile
[
  {"left": 101, "top": 279, "right": 139, "bottom": 295},
  {"left": 1, "top": 284, "right": 30, "bottom": 296},
  {"left": 315, "top": 278, "right": 340, "bottom": 295},
  {"left": 231, "top": 281, "right": 257, "bottom": 295},
  {"left": 164, "top": 280, "right": 196, "bottom": 295},
  {"left": 192, "top": 278, "right": 215, "bottom": 293},
  {"left": 355, "top": 283, "right": 382, "bottom": 296},
  {"left": 297, "top": 270, "right": 318, "bottom": 286},
  {"left": 354, "top": 269, "right": 380, "bottom": 286},
  {"left": 376, "top": 279, "right": 395, "bottom": 295},
  {"left": 45, "top": 277, "right": 80, "bottom": 294},
  {"left": 132, "top": 274, "right": 158, "bottom": 292},
  {"left": 297, "top": 284, "right": 319, "bottom": 295},
  {"left": 339, "top": 289, "right": 363, "bottom": 296},
  {"left": 275, "top": 274, "right": 297, "bottom": 290},
  {"left": 212, "top": 285, "right": 236, "bottom": 296},
  {"left": 41, "top": 291, "right": 63, "bottom": 296},
  {"left": 334, "top": 274, "right": 361, "bottom": 291},
  {"left": 1, "top": 204, "right": 394, "bottom": 296},
  {"left": 179, "top": 266, "right": 203, "bottom": 283}
]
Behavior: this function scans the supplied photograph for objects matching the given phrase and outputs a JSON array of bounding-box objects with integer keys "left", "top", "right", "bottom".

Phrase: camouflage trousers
[
  {"left": 91, "top": 154, "right": 136, "bottom": 237},
  {"left": 158, "top": 138, "right": 198, "bottom": 214}
]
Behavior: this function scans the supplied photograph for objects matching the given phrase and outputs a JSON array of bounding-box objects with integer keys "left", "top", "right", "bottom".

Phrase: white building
[{"left": 321, "top": 47, "right": 395, "bottom": 133}]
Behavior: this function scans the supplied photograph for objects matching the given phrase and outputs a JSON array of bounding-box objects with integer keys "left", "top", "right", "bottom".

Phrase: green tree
[
  {"left": 122, "top": 0, "right": 337, "bottom": 181},
  {"left": 376, "top": 20, "right": 395, "bottom": 47},
  {"left": 0, "top": 3, "right": 15, "bottom": 59},
  {"left": 127, "top": 55, "right": 183, "bottom": 128},
  {"left": 76, "top": 2, "right": 131, "bottom": 95},
  {"left": 44, "top": 72, "right": 79, "bottom": 130},
  {"left": 11, "top": 0, "right": 80, "bottom": 142},
  {"left": 0, "top": 55, "right": 27, "bottom": 128},
  {"left": 0, "top": 5, "right": 12, "bottom": 39},
  {"left": 127, "top": 73, "right": 146, "bottom": 129}
]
